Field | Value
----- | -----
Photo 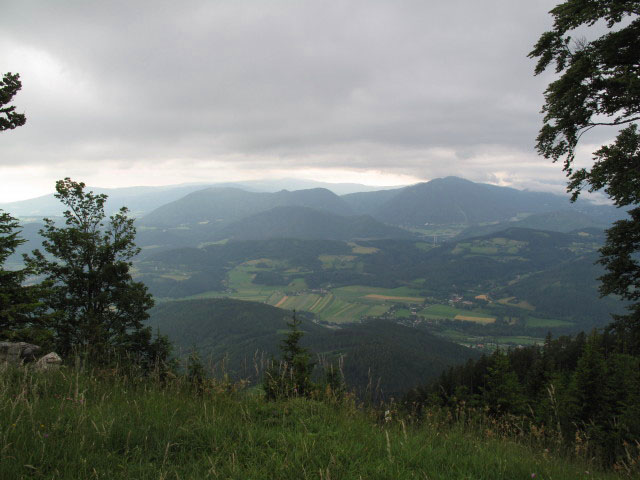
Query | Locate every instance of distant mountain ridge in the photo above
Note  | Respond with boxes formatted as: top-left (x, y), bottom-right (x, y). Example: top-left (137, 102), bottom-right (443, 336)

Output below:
top-left (0, 179), bottom-right (396, 218)
top-left (0, 184), bottom-right (214, 218)
top-left (455, 210), bottom-right (608, 239)
top-left (344, 176), bottom-right (623, 227)
top-left (140, 187), bottom-right (354, 228)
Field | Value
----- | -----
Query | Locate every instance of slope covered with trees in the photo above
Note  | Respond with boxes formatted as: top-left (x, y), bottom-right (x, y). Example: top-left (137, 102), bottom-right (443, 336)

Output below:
top-left (147, 298), bottom-right (477, 398)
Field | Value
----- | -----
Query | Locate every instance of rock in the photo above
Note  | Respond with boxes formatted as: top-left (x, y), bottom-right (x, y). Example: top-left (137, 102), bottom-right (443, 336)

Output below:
top-left (0, 342), bottom-right (42, 364)
top-left (35, 352), bottom-right (62, 370)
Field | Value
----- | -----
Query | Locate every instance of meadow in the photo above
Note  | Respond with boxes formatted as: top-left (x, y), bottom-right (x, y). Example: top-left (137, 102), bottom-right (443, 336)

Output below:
top-left (0, 364), bottom-right (626, 480)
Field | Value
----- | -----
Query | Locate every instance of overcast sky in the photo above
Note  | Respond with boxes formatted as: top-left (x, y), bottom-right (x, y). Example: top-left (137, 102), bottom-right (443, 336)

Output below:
top-left (0, 0), bottom-right (601, 202)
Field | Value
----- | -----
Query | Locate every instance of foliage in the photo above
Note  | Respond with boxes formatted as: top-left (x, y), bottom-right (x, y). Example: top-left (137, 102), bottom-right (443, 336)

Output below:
top-left (0, 72), bottom-right (26, 131)
top-left (147, 298), bottom-right (475, 398)
top-left (481, 350), bottom-right (526, 416)
top-left (530, 1), bottom-right (640, 351)
top-left (25, 178), bottom-right (169, 367)
top-left (0, 211), bottom-right (50, 345)
top-left (263, 311), bottom-right (315, 400)
top-left (408, 330), bottom-right (640, 469)
top-left (186, 346), bottom-right (206, 389)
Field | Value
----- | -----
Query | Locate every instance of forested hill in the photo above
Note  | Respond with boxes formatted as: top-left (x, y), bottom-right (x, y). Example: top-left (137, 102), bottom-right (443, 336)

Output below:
top-left (218, 206), bottom-right (416, 241)
top-left (455, 210), bottom-right (607, 239)
top-left (342, 176), bottom-right (622, 227)
top-left (147, 298), bottom-right (477, 398)
top-left (140, 187), bottom-right (353, 228)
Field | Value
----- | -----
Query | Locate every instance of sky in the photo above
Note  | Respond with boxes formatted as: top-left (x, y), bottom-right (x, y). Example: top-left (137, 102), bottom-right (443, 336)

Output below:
top-left (0, 0), bottom-right (607, 202)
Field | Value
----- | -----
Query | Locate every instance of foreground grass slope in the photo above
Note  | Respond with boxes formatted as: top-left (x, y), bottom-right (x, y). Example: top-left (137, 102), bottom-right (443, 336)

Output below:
top-left (0, 366), bottom-right (623, 479)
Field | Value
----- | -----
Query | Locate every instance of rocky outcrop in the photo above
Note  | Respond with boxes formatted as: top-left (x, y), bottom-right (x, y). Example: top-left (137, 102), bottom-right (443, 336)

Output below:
top-left (0, 342), bottom-right (41, 364)
top-left (35, 352), bottom-right (62, 370)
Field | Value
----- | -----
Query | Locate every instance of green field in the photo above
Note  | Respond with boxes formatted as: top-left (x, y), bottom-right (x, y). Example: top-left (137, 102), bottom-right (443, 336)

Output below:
top-left (493, 335), bottom-right (544, 346)
top-left (332, 285), bottom-right (424, 302)
top-left (266, 291), bottom-right (390, 323)
top-left (452, 238), bottom-right (527, 256)
top-left (422, 304), bottom-right (494, 321)
top-left (525, 317), bottom-right (574, 328)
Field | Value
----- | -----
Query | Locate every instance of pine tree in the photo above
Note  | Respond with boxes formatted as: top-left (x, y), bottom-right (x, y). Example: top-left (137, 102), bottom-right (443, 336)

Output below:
top-left (0, 72), bottom-right (26, 131)
top-left (481, 349), bottom-right (526, 415)
top-left (263, 311), bottom-right (314, 400)
top-left (0, 211), bottom-right (50, 345)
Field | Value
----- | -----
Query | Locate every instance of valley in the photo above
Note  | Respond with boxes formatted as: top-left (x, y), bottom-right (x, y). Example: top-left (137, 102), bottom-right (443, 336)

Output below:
top-left (138, 228), bottom-right (622, 354)
top-left (5, 177), bottom-right (629, 394)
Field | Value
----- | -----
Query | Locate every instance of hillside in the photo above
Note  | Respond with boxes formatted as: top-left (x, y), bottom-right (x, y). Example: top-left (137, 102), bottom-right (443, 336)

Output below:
top-left (375, 177), bottom-right (572, 225)
top-left (219, 206), bottom-right (415, 241)
top-left (140, 187), bottom-right (353, 228)
top-left (341, 187), bottom-right (403, 215)
top-left (455, 210), bottom-right (607, 239)
top-left (1, 367), bottom-right (619, 480)
top-left (0, 184), bottom-right (215, 218)
top-left (147, 298), bottom-right (477, 397)
top-left (341, 176), bottom-right (623, 228)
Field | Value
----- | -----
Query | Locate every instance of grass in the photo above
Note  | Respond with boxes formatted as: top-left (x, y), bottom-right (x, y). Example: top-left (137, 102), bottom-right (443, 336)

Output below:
top-left (332, 285), bottom-right (423, 301)
top-left (497, 297), bottom-right (536, 311)
top-left (266, 292), bottom-right (390, 324)
top-left (525, 317), bottom-right (574, 328)
top-left (493, 335), bottom-right (544, 346)
top-left (454, 314), bottom-right (496, 324)
top-left (347, 242), bottom-right (379, 254)
top-left (423, 304), bottom-right (494, 320)
top-left (0, 365), bottom-right (624, 480)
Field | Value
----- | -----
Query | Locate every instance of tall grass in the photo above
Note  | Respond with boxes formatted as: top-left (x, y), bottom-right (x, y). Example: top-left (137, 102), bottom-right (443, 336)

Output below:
top-left (0, 364), bottom-right (626, 479)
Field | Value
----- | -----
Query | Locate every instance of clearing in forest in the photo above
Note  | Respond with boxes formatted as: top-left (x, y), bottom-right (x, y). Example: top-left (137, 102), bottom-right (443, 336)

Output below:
top-left (365, 294), bottom-right (424, 303)
top-left (454, 314), bottom-right (496, 324)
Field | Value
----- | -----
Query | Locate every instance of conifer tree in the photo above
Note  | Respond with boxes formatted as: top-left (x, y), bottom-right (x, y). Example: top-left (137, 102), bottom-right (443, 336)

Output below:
top-left (0, 72), bottom-right (26, 131)
top-left (481, 350), bottom-right (525, 415)
top-left (0, 211), bottom-right (50, 344)
top-left (263, 311), bottom-right (314, 399)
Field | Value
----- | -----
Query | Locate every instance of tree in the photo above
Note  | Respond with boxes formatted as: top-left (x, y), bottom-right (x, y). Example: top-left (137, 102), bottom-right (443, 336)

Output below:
top-left (481, 349), bottom-right (526, 415)
top-left (530, 1), bottom-right (640, 352)
top-left (0, 211), bottom-right (50, 344)
top-left (0, 72), bottom-right (26, 131)
top-left (263, 311), bottom-right (314, 399)
top-left (25, 178), bottom-right (166, 366)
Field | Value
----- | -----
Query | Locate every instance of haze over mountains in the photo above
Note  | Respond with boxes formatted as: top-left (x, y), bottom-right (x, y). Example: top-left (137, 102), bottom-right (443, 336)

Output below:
top-left (0, 179), bottom-right (395, 218)
top-left (5, 175), bottom-right (625, 264)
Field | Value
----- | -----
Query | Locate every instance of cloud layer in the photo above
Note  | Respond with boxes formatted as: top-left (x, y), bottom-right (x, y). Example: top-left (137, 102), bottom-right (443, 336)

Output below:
top-left (0, 0), bottom-right (580, 201)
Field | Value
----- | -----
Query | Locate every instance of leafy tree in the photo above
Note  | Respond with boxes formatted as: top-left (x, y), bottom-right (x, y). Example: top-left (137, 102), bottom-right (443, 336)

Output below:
top-left (0, 211), bottom-right (50, 344)
top-left (25, 178), bottom-right (167, 366)
top-left (530, 1), bottom-right (640, 351)
top-left (0, 72), bottom-right (26, 131)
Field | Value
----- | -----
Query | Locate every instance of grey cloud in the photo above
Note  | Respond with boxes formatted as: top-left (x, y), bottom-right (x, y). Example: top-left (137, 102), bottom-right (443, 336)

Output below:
top-left (0, 0), bottom-right (570, 195)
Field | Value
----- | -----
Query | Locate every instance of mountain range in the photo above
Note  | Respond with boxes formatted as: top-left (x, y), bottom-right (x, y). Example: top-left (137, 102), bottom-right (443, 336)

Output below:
top-left (0, 179), bottom-right (396, 219)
